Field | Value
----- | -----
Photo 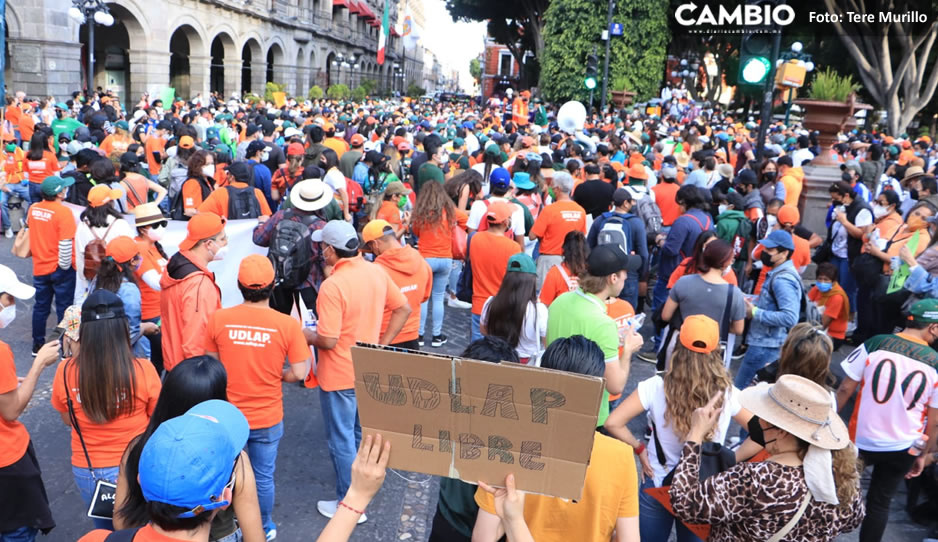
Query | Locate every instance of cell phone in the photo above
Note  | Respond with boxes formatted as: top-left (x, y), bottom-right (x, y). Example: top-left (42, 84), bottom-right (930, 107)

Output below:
top-left (46, 326), bottom-right (65, 344)
top-left (152, 151), bottom-right (162, 163)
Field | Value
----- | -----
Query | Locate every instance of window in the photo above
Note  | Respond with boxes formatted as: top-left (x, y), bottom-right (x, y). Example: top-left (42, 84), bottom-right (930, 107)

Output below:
top-left (499, 52), bottom-right (512, 77)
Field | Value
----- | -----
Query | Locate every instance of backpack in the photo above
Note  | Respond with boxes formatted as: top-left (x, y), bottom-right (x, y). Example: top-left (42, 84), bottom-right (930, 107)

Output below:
top-left (456, 232), bottom-right (477, 303)
top-left (269, 210), bottom-right (321, 290)
top-left (169, 177), bottom-right (212, 221)
top-left (83, 221), bottom-right (116, 280)
top-left (597, 215), bottom-right (630, 255)
top-left (475, 199), bottom-right (516, 239)
top-left (629, 189), bottom-right (663, 237)
top-left (104, 527), bottom-right (142, 542)
top-left (346, 178), bottom-right (365, 213)
top-left (226, 185), bottom-right (262, 219)
top-left (167, 163), bottom-right (189, 196)
top-left (767, 267), bottom-right (822, 325)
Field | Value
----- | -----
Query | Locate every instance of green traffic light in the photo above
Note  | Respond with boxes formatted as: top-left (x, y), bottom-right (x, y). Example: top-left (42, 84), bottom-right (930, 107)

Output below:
top-left (741, 56), bottom-right (770, 85)
top-left (585, 77), bottom-right (597, 90)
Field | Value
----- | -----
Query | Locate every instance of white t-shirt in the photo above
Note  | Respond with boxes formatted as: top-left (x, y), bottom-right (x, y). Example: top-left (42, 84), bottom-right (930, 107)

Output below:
top-left (831, 207), bottom-right (872, 258)
top-left (637, 376), bottom-right (742, 486)
top-left (841, 334), bottom-right (938, 452)
top-left (480, 297), bottom-right (548, 363)
top-left (791, 148), bottom-right (815, 167)
top-left (466, 197), bottom-right (526, 238)
top-left (324, 167), bottom-right (347, 193)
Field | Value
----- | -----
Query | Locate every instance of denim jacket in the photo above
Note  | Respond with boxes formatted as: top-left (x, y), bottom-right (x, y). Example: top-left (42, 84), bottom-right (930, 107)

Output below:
top-left (118, 280), bottom-right (150, 359)
top-left (749, 260), bottom-right (801, 348)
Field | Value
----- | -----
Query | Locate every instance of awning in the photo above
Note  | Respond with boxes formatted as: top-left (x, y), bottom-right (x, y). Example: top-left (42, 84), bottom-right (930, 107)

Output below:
top-left (347, 0), bottom-right (362, 15)
top-left (360, 3), bottom-right (376, 19)
top-left (332, 0), bottom-right (349, 7)
top-left (390, 27), bottom-right (400, 37)
top-left (368, 19), bottom-right (380, 27)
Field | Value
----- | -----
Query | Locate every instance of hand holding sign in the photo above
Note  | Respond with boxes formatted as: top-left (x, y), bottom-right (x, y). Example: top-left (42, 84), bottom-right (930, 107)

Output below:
top-left (479, 474), bottom-right (534, 542)
top-left (347, 434), bottom-right (391, 506)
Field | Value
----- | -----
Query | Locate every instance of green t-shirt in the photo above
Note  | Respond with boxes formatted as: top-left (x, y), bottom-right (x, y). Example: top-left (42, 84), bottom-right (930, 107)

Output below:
top-left (416, 162), bottom-right (445, 191)
top-left (546, 289), bottom-right (619, 427)
top-left (435, 478), bottom-right (478, 538)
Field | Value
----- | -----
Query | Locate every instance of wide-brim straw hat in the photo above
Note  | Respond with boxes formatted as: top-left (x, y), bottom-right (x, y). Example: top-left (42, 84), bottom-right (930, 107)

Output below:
top-left (739, 374), bottom-right (849, 450)
top-left (290, 178), bottom-right (335, 212)
top-left (902, 165), bottom-right (926, 184)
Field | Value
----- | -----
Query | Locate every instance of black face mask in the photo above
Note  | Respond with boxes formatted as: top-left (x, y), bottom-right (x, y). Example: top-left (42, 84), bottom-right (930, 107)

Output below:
top-left (911, 188), bottom-right (920, 201)
top-left (763, 171), bottom-right (777, 181)
top-left (748, 416), bottom-right (777, 447)
top-left (841, 172), bottom-right (853, 182)
top-left (759, 251), bottom-right (775, 267)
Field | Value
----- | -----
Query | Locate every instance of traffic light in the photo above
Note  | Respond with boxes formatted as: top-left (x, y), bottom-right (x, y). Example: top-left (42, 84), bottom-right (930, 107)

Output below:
top-left (585, 54), bottom-right (599, 90)
top-left (738, 33), bottom-right (772, 86)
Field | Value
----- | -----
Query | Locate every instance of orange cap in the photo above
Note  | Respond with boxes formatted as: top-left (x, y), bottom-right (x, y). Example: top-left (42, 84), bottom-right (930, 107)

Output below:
top-left (350, 134), bottom-right (365, 147)
top-left (679, 314), bottom-right (720, 354)
top-left (87, 185), bottom-right (123, 208)
top-left (286, 142), bottom-right (305, 156)
top-left (362, 219), bottom-right (395, 244)
top-left (486, 201), bottom-right (513, 224)
top-left (777, 204), bottom-right (800, 226)
top-left (628, 162), bottom-right (648, 180)
top-left (179, 135), bottom-right (195, 149)
top-left (105, 236), bottom-right (140, 264)
top-left (179, 212), bottom-right (226, 251)
top-left (238, 254), bottom-right (274, 289)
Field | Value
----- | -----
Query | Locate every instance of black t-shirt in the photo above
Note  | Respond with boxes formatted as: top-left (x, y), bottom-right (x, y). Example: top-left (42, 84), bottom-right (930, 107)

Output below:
top-left (262, 140), bottom-right (285, 175)
top-left (573, 179), bottom-right (616, 219)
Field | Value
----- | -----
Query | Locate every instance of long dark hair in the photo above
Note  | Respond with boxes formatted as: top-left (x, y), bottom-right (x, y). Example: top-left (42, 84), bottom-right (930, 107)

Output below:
top-left (485, 271), bottom-right (538, 348)
top-left (26, 132), bottom-right (49, 161)
top-left (413, 180), bottom-right (456, 231)
top-left (96, 255), bottom-right (139, 292)
top-left (444, 169), bottom-right (483, 208)
top-left (320, 148), bottom-right (339, 171)
top-left (685, 230), bottom-right (719, 274)
top-left (74, 313), bottom-right (137, 423)
top-left (115, 356), bottom-right (228, 528)
top-left (562, 231), bottom-right (589, 277)
top-left (80, 205), bottom-right (123, 228)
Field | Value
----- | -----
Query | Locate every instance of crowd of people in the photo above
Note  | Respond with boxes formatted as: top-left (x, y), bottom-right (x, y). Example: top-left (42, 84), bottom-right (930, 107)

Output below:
top-left (2, 84), bottom-right (938, 542)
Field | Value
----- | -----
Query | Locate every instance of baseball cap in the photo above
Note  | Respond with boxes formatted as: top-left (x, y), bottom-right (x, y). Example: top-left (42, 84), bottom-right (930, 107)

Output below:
top-left (485, 201), bottom-right (513, 224)
top-left (0, 264), bottom-right (35, 299)
top-left (384, 181), bottom-right (411, 196)
top-left (660, 166), bottom-right (677, 180)
top-left (246, 140), bottom-right (267, 157)
top-left (841, 160), bottom-right (862, 176)
top-left (627, 163), bottom-right (648, 180)
top-left (909, 299), bottom-right (938, 323)
top-left (512, 172), bottom-right (535, 190)
top-left (40, 175), bottom-right (75, 196)
top-left (312, 220), bottom-right (360, 251)
top-left (179, 212), bottom-right (227, 251)
top-left (286, 142), bottom-right (305, 156)
top-left (350, 134), bottom-right (365, 147)
top-left (506, 253), bottom-right (536, 274)
top-left (81, 289), bottom-right (125, 323)
top-left (87, 184), bottom-right (123, 208)
top-left (105, 236), bottom-right (140, 264)
top-left (66, 140), bottom-right (84, 157)
top-left (777, 204), bottom-right (800, 226)
top-left (735, 169), bottom-right (758, 186)
top-left (396, 141), bottom-right (412, 152)
top-left (362, 219), bottom-right (395, 244)
top-left (283, 127), bottom-right (302, 139)
top-left (238, 254), bottom-right (275, 289)
top-left (759, 229), bottom-right (795, 251)
top-left (679, 314), bottom-right (720, 354)
top-left (139, 400), bottom-right (249, 518)
top-left (587, 244), bottom-right (641, 276)
top-left (365, 150), bottom-right (384, 164)
top-left (178, 136), bottom-right (195, 149)
top-left (489, 167), bottom-right (511, 190)
top-left (613, 188), bottom-right (632, 206)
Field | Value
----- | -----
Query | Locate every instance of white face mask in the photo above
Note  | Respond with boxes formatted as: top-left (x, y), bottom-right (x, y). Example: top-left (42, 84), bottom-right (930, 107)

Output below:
top-left (212, 244), bottom-right (229, 261)
top-left (766, 214), bottom-right (778, 229)
top-left (0, 303), bottom-right (15, 328)
top-left (147, 225), bottom-right (165, 241)
top-left (872, 204), bottom-right (888, 219)
top-left (261, 152), bottom-right (270, 162)
top-left (201, 165), bottom-right (216, 179)
top-left (718, 204), bottom-right (728, 215)
top-left (723, 265), bottom-right (732, 276)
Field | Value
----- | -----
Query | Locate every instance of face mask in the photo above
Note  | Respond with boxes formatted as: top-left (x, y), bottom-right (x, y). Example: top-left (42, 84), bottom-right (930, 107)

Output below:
top-left (759, 251), bottom-right (776, 267)
top-left (748, 416), bottom-right (776, 448)
top-left (911, 188), bottom-right (920, 200)
top-left (766, 214), bottom-right (778, 229)
top-left (4, 144), bottom-right (14, 152)
top-left (201, 165), bottom-right (216, 178)
top-left (212, 243), bottom-right (229, 261)
top-left (147, 225), bottom-right (165, 241)
top-left (841, 172), bottom-right (853, 182)
top-left (763, 171), bottom-right (777, 181)
top-left (816, 281), bottom-right (833, 293)
top-left (0, 303), bottom-right (15, 328)
top-left (872, 204), bottom-right (888, 219)
top-left (261, 152), bottom-right (270, 162)
top-left (718, 204), bottom-right (728, 215)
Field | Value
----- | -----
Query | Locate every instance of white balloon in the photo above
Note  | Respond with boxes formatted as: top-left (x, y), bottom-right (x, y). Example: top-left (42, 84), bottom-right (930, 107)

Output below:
top-left (557, 101), bottom-right (587, 135)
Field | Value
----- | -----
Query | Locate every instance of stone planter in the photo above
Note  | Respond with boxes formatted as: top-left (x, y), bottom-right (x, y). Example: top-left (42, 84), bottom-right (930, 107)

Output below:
top-left (794, 98), bottom-right (873, 166)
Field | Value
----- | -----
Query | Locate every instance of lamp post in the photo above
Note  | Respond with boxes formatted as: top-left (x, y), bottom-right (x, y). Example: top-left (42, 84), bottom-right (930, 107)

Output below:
top-left (777, 41), bottom-right (814, 125)
top-left (332, 54), bottom-right (345, 88)
top-left (68, 0), bottom-right (115, 93)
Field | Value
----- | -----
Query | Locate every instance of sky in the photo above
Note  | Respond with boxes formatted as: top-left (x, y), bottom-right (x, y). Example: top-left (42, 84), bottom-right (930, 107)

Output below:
top-left (414, 0), bottom-right (486, 93)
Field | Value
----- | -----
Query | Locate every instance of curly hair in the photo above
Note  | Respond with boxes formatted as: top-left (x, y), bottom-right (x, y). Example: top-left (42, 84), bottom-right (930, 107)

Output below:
top-left (187, 150), bottom-right (212, 180)
top-left (663, 342), bottom-right (733, 440)
top-left (413, 181), bottom-right (455, 232)
top-left (562, 230), bottom-right (589, 277)
top-left (778, 323), bottom-right (835, 389)
top-left (831, 443), bottom-right (862, 510)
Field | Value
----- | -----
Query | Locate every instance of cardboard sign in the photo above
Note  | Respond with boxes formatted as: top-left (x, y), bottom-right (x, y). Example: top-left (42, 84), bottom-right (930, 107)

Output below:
top-left (273, 92), bottom-right (287, 108)
top-left (352, 344), bottom-right (605, 501)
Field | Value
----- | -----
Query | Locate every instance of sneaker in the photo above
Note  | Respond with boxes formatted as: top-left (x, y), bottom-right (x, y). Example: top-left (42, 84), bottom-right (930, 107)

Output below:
top-left (636, 344), bottom-right (657, 363)
top-left (846, 320), bottom-right (857, 336)
top-left (317, 500), bottom-right (367, 524)
top-left (432, 334), bottom-right (448, 347)
top-left (31, 344), bottom-right (41, 357)
top-left (265, 528), bottom-right (277, 541)
top-left (732, 344), bottom-right (747, 360)
top-left (4, 228), bottom-right (11, 239)
top-left (446, 296), bottom-right (471, 310)
top-left (418, 338), bottom-right (425, 347)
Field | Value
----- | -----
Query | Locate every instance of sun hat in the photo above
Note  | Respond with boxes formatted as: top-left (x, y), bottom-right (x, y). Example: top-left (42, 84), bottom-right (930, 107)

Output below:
top-left (312, 220), bottom-right (360, 251)
top-left (139, 400), bottom-right (249, 517)
top-left (587, 244), bottom-right (641, 276)
top-left (179, 212), bottom-right (226, 251)
top-left (506, 253), bottom-right (536, 274)
top-left (679, 314), bottom-right (719, 353)
top-left (0, 264), bottom-right (35, 300)
top-left (134, 202), bottom-right (166, 228)
top-left (512, 172), bottom-right (535, 191)
top-left (105, 236), bottom-right (140, 264)
top-left (81, 289), bottom-right (125, 323)
top-left (362, 219), bottom-right (395, 244)
top-left (902, 166), bottom-right (925, 184)
top-left (289, 178), bottom-right (335, 212)
top-left (908, 298), bottom-right (938, 323)
top-left (777, 204), bottom-right (800, 226)
top-left (40, 175), bottom-right (74, 196)
top-left (87, 184), bottom-right (123, 208)
top-left (238, 254), bottom-right (275, 289)
top-left (485, 201), bottom-right (513, 225)
top-left (383, 181), bottom-right (411, 196)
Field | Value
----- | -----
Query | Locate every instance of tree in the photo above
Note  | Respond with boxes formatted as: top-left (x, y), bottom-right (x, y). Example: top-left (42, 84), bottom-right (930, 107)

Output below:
top-left (470, 57), bottom-right (482, 85)
top-left (823, 0), bottom-right (938, 135)
top-left (446, 0), bottom-right (549, 87)
top-left (540, 0), bottom-right (669, 104)
top-left (327, 84), bottom-right (350, 100)
top-left (351, 86), bottom-right (367, 102)
top-left (264, 81), bottom-right (285, 102)
top-left (308, 85), bottom-right (324, 100)
top-left (407, 83), bottom-right (426, 99)
top-left (359, 79), bottom-right (378, 96)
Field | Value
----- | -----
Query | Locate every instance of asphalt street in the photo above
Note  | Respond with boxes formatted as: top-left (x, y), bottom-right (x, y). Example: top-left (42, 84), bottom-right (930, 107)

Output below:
top-left (2, 244), bottom-right (929, 542)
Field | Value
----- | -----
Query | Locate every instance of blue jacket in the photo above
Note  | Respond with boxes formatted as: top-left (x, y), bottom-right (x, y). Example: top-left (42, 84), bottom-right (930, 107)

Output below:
top-left (750, 260), bottom-right (801, 347)
top-left (587, 211), bottom-right (648, 279)
top-left (247, 160), bottom-right (274, 210)
top-left (352, 161), bottom-right (370, 191)
top-left (660, 208), bottom-right (713, 281)
top-left (904, 265), bottom-right (938, 299)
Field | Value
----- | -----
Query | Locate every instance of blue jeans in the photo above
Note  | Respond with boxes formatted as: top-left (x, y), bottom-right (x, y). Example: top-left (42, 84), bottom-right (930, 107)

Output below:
top-left (832, 255), bottom-right (858, 313)
top-left (734, 344), bottom-right (780, 390)
top-left (72, 465), bottom-right (120, 531)
top-left (0, 526), bottom-right (37, 542)
top-left (247, 421), bottom-right (284, 534)
top-left (319, 389), bottom-right (362, 500)
top-left (1, 183), bottom-right (30, 231)
top-left (27, 183), bottom-right (41, 205)
top-left (639, 479), bottom-right (704, 542)
top-left (447, 260), bottom-right (463, 294)
top-left (471, 313), bottom-right (482, 343)
top-left (651, 275), bottom-right (670, 350)
top-left (419, 257), bottom-right (451, 337)
top-left (32, 267), bottom-right (76, 347)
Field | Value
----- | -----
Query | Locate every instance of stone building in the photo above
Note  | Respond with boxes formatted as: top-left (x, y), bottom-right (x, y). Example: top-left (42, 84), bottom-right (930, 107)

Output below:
top-left (4, 0), bottom-right (404, 109)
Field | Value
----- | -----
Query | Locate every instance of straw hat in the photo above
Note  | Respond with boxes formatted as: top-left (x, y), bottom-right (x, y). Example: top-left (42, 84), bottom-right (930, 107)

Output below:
top-left (739, 374), bottom-right (848, 450)
top-left (290, 178), bottom-right (335, 212)
top-left (902, 165), bottom-right (926, 184)
top-left (674, 151), bottom-right (690, 169)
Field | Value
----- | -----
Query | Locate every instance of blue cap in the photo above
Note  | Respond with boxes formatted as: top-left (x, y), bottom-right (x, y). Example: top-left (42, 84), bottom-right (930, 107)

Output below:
top-left (139, 400), bottom-right (249, 517)
top-left (490, 167), bottom-right (511, 190)
top-left (759, 230), bottom-right (795, 251)
top-left (513, 172), bottom-right (535, 190)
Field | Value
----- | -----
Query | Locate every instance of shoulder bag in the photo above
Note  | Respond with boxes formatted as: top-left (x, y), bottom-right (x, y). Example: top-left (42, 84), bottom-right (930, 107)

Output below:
top-left (766, 492), bottom-right (812, 542)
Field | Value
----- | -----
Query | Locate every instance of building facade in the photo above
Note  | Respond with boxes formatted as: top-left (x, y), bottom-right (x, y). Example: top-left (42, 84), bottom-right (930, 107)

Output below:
top-left (4, 0), bottom-right (403, 108)
top-left (480, 36), bottom-right (523, 100)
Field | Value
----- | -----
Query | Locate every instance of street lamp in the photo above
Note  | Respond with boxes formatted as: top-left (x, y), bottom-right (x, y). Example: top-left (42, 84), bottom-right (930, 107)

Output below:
top-left (68, 0), bottom-right (115, 93)
top-left (778, 42), bottom-right (815, 125)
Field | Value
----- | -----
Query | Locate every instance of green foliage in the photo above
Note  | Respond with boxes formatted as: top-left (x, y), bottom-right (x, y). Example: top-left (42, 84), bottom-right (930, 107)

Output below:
top-left (540, 0), bottom-right (669, 105)
top-left (806, 68), bottom-right (860, 102)
top-left (327, 84), bottom-right (350, 100)
top-left (359, 79), bottom-right (378, 95)
top-left (264, 82), bottom-right (285, 102)
top-left (243, 93), bottom-right (261, 105)
top-left (407, 83), bottom-right (426, 99)
top-left (351, 86), bottom-right (367, 102)
top-left (470, 58), bottom-right (482, 83)
top-left (308, 85), bottom-right (324, 100)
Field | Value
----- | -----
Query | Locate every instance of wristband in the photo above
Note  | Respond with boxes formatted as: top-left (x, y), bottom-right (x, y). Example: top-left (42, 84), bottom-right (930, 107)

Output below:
top-left (338, 500), bottom-right (365, 515)
top-left (634, 443), bottom-right (646, 456)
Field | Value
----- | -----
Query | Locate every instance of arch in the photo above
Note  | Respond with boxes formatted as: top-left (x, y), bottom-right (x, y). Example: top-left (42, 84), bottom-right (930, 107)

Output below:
top-left (5, 2), bottom-right (21, 38)
top-left (241, 37), bottom-right (263, 94)
top-left (168, 24), bottom-right (204, 99)
top-left (295, 46), bottom-right (306, 96)
top-left (79, 2), bottom-right (148, 104)
top-left (167, 16), bottom-right (207, 56)
top-left (266, 42), bottom-right (284, 84)
top-left (104, 1), bottom-right (151, 49)
top-left (209, 32), bottom-right (236, 95)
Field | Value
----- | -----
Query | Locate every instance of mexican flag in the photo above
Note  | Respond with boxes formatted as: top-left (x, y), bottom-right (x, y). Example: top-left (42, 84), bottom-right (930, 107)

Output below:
top-left (377, 0), bottom-right (389, 65)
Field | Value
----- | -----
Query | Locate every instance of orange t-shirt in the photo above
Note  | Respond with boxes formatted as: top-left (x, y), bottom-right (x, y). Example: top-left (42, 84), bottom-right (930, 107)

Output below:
top-left (652, 182), bottom-right (681, 226)
top-left (18, 114), bottom-right (34, 144)
top-left (529, 200), bottom-right (586, 255)
top-left (0, 341), bottom-right (29, 468)
top-left (606, 298), bottom-right (635, 401)
top-left (539, 263), bottom-right (579, 306)
top-left (27, 199), bottom-right (76, 275)
top-left (414, 209), bottom-right (468, 259)
top-left (204, 304), bottom-right (309, 428)
top-left (181, 178), bottom-right (209, 212)
top-left (752, 235), bottom-right (810, 295)
top-left (376, 200), bottom-right (403, 229)
top-left (667, 257), bottom-right (738, 289)
top-left (2, 147), bottom-right (25, 183)
top-left (312, 257), bottom-right (407, 391)
top-left (99, 134), bottom-right (132, 157)
top-left (374, 245), bottom-right (433, 342)
top-left (134, 238), bottom-right (166, 320)
top-left (51, 358), bottom-right (161, 468)
top-left (24, 151), bottom-right (60, 184)
top-left (469, 231), bottom-right (521, 314)
top-left (198, 182), bottom-right (272, 218)
top-left (144, 135), bottom-right (166, 176)
top-left (324, 137), bottom-right (349, 158)
top-left (80, 524), bottom-right (185, 542)
top-left (808, 284), bottom-right (849, 339)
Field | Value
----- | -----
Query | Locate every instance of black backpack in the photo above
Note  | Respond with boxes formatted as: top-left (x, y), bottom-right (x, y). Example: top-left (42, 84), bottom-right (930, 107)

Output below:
top-left (455, 232), bottom-right (477, 303)
top-left (226, 185), bottom-right (262, 219)
top-left (269, 210), bottom-right (321, 290)
top-left (169, 177), bottom-right (212, 221)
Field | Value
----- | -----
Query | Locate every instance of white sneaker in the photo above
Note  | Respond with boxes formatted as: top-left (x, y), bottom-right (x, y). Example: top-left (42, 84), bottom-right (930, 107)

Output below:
top-left (4, 229), bottom-right (11, 239)
top-left (317, 500), bottom-right (367, 524)
top-left (265, 528), bottom-right (277, 541)
top-left (446, 296), bottom-right (471, 310)
top-left (846, 320), bottom-right (857, 336)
